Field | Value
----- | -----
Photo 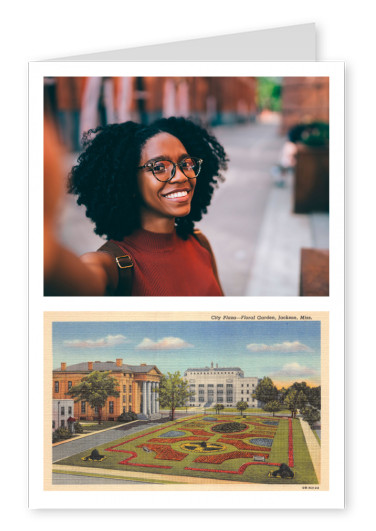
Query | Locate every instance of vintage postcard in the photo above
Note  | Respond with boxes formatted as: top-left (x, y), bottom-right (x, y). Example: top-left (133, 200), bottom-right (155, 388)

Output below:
top-left (38, 311), bottom-right (333, 508)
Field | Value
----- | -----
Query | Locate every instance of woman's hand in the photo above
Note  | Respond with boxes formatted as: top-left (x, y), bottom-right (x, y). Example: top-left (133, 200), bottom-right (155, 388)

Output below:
top-left (44, 118), bottom-right (118, 296)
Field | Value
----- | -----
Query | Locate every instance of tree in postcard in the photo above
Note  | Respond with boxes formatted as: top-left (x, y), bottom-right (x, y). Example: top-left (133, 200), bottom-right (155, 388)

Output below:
top-left (284, 389), bottom-right (308, 418)
top-left (236, 400), bottom-right (248, 417)
top-left (158, 371), bottom-right (192, 421)
top-left (214, 403), bottom-right (225, 415)
top-left (252, 376), bottom-right (279, 405)
top-left (67, 370), bottom-right (120, 424)
top-left (263, 400), bottom-right (282, 417)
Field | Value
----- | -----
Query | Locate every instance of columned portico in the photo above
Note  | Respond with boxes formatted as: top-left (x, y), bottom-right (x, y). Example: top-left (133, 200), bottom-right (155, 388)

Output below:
top-left (139, 379), bottom-right (161, 418)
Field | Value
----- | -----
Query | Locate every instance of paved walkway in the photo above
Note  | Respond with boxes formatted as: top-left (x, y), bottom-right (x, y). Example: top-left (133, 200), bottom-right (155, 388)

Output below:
top-left (53, 418), bottom-right (169, 462)
top-left (299, 418), bottom-right (321, 483)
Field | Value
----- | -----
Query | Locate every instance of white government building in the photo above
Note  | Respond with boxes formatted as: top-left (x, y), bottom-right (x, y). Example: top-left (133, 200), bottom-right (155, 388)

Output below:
top-left (184, 362), bottom-right (261, 408)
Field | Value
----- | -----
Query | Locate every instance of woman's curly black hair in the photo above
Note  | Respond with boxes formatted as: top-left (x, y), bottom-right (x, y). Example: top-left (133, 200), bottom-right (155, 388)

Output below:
top-left (68, 116), bottom-right (228, 240)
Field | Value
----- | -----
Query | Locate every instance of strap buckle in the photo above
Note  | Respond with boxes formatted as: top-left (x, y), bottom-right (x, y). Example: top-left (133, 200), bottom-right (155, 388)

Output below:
top-left (115, 255), bottom-right (133, 269)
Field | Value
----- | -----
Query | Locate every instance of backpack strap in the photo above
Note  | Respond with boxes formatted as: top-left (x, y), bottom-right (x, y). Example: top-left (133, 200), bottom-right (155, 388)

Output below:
top-left (97, 241), bottom-right (134, 296)
top-left (193, 229), bottom-right (224, 295)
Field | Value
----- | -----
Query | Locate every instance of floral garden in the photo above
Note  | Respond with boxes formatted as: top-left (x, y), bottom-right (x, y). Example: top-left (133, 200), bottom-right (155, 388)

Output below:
top-left (55, 414), bottom-right (318, 484)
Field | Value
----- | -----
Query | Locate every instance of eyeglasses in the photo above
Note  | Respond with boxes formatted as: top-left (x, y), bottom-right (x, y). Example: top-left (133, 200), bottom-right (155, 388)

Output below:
top-left (138, 156), bottom-right (203, 182)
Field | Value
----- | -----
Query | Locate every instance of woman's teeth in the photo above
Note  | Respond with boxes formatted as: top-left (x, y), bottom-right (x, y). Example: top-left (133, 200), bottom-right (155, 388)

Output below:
top-left (164, 191), bottom-right (188, 199)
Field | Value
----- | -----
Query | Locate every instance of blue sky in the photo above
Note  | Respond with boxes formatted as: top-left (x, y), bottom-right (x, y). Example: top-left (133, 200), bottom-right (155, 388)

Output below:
top-left (52, 320), bottom-right (321, 388)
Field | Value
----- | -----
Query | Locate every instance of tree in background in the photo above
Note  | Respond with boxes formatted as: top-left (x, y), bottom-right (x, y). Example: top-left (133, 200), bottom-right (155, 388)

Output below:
top-left (67, 370), bottom-right (120, 424)
top-left (263, 400), bottom-right (282, 417)
top-left (253, 377), bottom-right (279, 406)
top-left (301, 405), bottom-right (321, 428)
top-left (214, 403), bottom-right (225, 415)
top-left (159, 372), bottom-right (193, 421)
top-left (236, 400), bottom-right (248, 417)
top-left (257, 77), bottom-right (282, 112)
top-left (284, 389), bottom-right (308, 418)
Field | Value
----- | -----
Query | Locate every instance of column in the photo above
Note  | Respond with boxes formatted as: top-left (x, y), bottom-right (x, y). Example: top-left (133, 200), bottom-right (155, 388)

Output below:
top-left (147, 381), bottom-right (151, 415)
top-left (155, 383), bottom-right (159, 413)
top-left (142, 382), bottom-right (147, 415)
top-left (151, 382), bottom-right (155, 414)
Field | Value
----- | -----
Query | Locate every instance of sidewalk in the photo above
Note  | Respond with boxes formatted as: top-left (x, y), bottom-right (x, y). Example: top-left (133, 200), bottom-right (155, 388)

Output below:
top-left (245, 174), bottom-right (329, 296)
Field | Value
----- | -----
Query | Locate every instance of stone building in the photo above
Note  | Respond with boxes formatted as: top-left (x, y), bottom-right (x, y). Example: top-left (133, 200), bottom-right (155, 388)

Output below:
top-left (52, 359), bottom-right (162, 421)
top-left (184, 362), bottom-right (261, 408)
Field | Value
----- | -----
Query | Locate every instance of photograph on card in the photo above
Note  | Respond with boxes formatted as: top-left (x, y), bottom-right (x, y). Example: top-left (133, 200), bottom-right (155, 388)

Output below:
top-left (45, 311), bottom-right (328, 491)
top-left (43, 76), bottom-right (329, 297)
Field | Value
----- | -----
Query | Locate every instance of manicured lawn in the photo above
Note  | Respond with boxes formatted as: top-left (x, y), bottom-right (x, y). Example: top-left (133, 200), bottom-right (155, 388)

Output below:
top-left (55, 414), bottom-right (318, 485)
top-left (79, 421), bottom-right (128, 433)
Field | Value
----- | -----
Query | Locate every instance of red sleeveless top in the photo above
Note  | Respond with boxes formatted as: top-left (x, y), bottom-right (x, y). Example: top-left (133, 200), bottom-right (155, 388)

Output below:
top-left (113, 228), bottom-right (223, 296)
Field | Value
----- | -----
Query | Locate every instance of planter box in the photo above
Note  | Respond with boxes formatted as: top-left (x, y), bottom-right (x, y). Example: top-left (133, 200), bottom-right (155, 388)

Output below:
top-left (294, 143), bottom-right (329, 213)
top-left (300, 248), bottom-right (329, 296)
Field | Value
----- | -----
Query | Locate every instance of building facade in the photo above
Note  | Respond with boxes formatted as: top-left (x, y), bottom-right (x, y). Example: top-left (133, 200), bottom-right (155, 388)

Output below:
top-left (52, 358), bottom-right (162, 421)
top-left (52, 398), bottom-right (75, 430)
top-left (184, 362), bottom-right (261, 408)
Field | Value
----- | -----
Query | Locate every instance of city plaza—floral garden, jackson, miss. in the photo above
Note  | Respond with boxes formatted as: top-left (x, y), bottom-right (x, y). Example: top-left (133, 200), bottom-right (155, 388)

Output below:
top-left (54, 414), bottom-right (318, 484)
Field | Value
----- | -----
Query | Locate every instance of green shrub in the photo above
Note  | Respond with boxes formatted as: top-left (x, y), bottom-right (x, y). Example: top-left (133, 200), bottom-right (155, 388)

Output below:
top-left (74, 421), bottom-right (84, 433)
top-left (52, 426), bottom-right (72, 442)
top-left (117, 411), bottom-right (138, 422)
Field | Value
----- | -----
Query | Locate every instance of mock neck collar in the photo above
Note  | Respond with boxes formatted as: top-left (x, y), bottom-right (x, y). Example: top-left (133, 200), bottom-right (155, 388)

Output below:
top-left (121, 227), bottom-right (179, 252)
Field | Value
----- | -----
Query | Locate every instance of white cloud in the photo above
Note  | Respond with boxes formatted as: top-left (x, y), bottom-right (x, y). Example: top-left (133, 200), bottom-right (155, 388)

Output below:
top-left (271, 362), bottom-right (318, 378)
top-left (246, 341), bottom-right (313, 353)
top-left (63, 334), bottom-right (127, 348)
top-left (136, 337), bottom-right (193, 350)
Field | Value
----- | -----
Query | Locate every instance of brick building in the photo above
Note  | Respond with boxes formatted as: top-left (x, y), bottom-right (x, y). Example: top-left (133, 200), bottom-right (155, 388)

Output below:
top-left (52, 359), bottom-right (162, 420)
top-left (280, 77), bottom-right (329, 135)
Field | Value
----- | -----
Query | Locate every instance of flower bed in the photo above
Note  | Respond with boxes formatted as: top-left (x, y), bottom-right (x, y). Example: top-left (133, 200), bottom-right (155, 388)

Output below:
top-left (218, 438), bottom-right (271, 453)
top-left (193, 451), bottom-right (269, 464)
top-left (136, 443), bottom-right (187, 461)
top-left (149, 435), bottom-right (210, 443)
top-left (249, 438), bottom-right (273, 448)
top-left (211, 422), bottom-right (248, 434)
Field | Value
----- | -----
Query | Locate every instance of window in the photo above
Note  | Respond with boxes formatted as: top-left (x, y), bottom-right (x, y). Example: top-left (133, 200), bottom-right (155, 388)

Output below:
top-left (129, 385), bottom-right (132, 392)
top-left (208, 384), bottom-right (214, 387)
top-left (60, 420), bottom-right (65, 427)
top-left (52, 420), bottom-right (55, 429)
top-left (109, 401), bottom-right (114, 414)
top-left (68, 381), bottom-right (72, 390)
top-left (81, 401), bottom-right (86, 413)
top-left (54, 381), bottom-right (59, 393)
top-left (247, 384), bottom-right (249, 387)
top-left (226, 384), bottom-right (233, 388)
top-left (61, 406), bottom-right (65, 415)
top-left (217, 397), bottom-right (223, 402)
top-left (123, 385), bottom-right (126, 393)
top-left (94, 406), bottom-right (99, 414)
top-left (199, 384), bottom-right (204, 387)
top-left (129, 395), bottom-right (132, 403)
top-left (123, 395), bottom-right (126, 403)
top-left (199, 390), bottom-right (204, 395)
top-left (68, 406), bottom-right (72, 415)
top-left (123, 406), bottom-right (126, 414)
top-left (199, 397), bottom-right (205, 402)
top-left (217, 384), bottom-right (223, 388)
top-left (247, 390), bottom-right (249, 394)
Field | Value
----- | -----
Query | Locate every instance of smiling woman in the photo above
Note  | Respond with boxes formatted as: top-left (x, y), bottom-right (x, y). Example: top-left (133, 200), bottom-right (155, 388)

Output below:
top-left (45, 117), bottom-right (228, 296)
